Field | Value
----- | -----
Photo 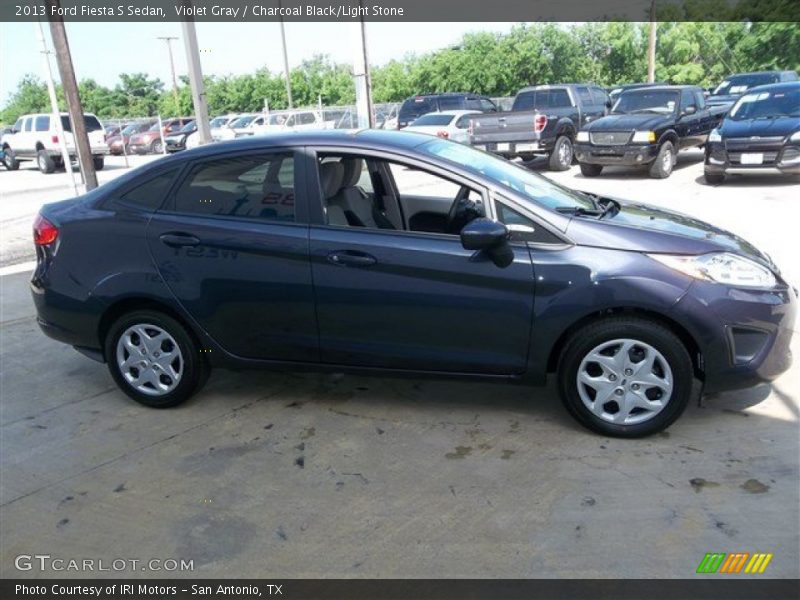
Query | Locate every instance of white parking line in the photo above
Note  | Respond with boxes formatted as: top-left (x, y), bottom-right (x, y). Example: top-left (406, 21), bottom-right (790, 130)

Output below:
top-left (0, 261), bottom-right (35, 277)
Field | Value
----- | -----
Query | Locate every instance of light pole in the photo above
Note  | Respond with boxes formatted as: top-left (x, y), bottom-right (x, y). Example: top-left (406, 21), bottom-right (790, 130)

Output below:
top-left (647, 0), bottom-right (657, 83)
top-left (157, 35), bottom-right (181, 115)
top-left (180, 18), bottom-right (211, 145)
top-left (278, 0), bottom-right (293, 109)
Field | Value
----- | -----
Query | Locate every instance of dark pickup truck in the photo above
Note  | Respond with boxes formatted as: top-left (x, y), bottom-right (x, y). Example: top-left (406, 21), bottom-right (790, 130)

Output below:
top-left (469, 84), bottom-right (610, 170)
top-left (574, 85), bottom-right (727, 178)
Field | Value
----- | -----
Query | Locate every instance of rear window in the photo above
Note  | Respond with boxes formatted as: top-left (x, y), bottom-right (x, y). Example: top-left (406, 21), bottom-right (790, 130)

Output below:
top-left (437, 96), bottom-right (466, 110)
top-left (60, 115), bottom-right (103, 133)
top-left (713, 73), bottom-right (780, 96)
top-left (512, 89), bottom-right (572, 111)
top-left (400, 97), bottom-right (438, 120)
top-left (410, 114), bottom-right (454, 126)
top-left (35, 116), bottom-right (50, 131)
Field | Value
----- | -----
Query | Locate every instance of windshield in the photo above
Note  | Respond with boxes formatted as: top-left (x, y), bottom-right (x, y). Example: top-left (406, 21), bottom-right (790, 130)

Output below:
top-left (729, 88), bottom-right (800, 120)
top-left (400, 97), bottom-right (438, 120)
top-left (231, 116), bottom-right (256, 128)
top-left (612, 90), bottom-right (678, 115)
top-left (421, 139), bottom-right (594, 211)
top-left (179, 121), bottom-right (197, 133)
top-left (209, 117), bottom-right (229, 128)
top-left (60, 115), bottom-right (103, 133)
top-left (410, 114), bottom-right (454, 127)
top-left (713, 73), bottom-right (778, 96)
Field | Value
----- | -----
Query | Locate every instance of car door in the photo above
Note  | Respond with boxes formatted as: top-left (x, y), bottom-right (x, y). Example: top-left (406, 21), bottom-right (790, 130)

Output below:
top-left (576, 87), bottom-right (602, 125)
top-left (307, 150), bottom-right (535, 375)
top-left (677, 89), bottom-right (702, 148)
top-left (146, 148), bottom-right (319, 362)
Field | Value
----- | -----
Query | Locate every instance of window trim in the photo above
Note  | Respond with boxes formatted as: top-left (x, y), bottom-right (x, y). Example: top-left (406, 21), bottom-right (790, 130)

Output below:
top-left (157, 147), bottom-right (306, 225)
top-left (308, 146), bottom-right (491, 238)
top-left (490, 192), bottom-right (573, 248)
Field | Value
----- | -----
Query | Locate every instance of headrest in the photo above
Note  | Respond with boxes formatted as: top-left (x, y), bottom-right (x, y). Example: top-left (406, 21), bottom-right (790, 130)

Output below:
top-left (319, 162), bottom-right (344, 198)
top-left (340, 158), bottom-right (364, 188)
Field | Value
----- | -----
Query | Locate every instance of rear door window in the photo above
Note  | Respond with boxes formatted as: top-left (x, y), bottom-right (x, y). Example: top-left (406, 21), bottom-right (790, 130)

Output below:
top-left (172, 153), bottom-right (295, 222)
top-left (114, 168), bottom-right (179, 212)
top-left (577, 87), bottom-right (592, 105)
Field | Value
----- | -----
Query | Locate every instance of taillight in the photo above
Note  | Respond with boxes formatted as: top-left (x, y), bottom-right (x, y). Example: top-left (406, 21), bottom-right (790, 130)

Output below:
top-left (436, 130), bottom-right (449, 139)
top-left (33, 214), bottom-right (59, 246)
top-left (51, 135), bottom-right (59, 144)
top-left (534, 114), bottom-right (548, 132)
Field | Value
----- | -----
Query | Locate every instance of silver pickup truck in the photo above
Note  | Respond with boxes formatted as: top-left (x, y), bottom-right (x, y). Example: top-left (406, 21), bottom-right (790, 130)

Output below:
top-left (469, 84), bottom-right (609, 170)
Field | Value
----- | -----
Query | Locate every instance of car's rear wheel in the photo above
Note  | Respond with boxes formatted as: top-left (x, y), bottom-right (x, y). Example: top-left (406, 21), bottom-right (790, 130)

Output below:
top-left (549, 135), bottom-right (573, 171)
top-left (649, 141), bottom-right (675, 178)
top-left (579, 163), bottom-right (603, 177)
top-left (2, 147), bottom-right (19, 170)
top-left (704, 170), bottom-right (724, 184)
top-left (37, 149), bottom-right (55, 174)
top-left (93, 156), bottom-right (104, 170)
top-left (557, 317), bottom-right (693, 437)
top-left (105, 310), bottom-right (209, 408)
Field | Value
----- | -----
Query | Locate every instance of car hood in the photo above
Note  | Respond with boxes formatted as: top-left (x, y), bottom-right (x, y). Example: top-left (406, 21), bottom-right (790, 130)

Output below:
top-left (707, 94), bottom-right (739, 106)
top-left (584, 113), bottom-right (674, 132)
top-left (720, 116), bottom-right (799, 139)
top-left (565, 197), bottom-right (772, 267)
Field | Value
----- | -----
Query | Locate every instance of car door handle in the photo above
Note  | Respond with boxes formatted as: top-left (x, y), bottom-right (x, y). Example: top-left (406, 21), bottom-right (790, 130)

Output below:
top-left (327, 251), bottom-right (377, 267)
top-left (160, 233), bottom-right (200, 247)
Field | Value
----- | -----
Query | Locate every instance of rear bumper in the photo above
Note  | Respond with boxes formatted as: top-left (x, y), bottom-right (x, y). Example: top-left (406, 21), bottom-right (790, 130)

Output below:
top-left (670, 280), bottom-right (797, 393)
top-left (472, 138), bottom-right (553, 158)
top-left (575, 142), bottom-right (659, 166)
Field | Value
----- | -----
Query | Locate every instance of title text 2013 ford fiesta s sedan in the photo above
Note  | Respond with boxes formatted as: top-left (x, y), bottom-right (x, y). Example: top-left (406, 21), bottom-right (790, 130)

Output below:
top-left (31, 130), bottom-right (795, 437)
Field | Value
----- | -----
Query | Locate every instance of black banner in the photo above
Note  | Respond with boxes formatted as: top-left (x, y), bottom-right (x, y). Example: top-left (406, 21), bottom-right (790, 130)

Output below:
top-left (2, 579), bottom-right (800, 600)
top-left (2, 0), bottom-right (799, 22)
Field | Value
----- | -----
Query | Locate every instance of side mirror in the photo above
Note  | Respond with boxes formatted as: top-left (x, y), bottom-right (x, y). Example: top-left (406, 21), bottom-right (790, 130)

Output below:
top-left (682, 105), bottom-right (697, 116)
top-left (460, 218), bottom-right (513, 268)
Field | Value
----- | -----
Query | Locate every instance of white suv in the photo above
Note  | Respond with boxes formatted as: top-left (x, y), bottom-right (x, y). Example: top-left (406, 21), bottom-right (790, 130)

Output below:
top-left (2, 112), bottom-right (109, 174)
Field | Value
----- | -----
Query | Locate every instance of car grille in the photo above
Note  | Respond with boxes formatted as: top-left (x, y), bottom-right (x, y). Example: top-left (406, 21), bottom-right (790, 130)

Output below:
top-left (727, 152), bottom-right (780, 165)
top-left (590, 131), bottom-right (632, 146)
top-left (725, 136), bottom-right (785, 152)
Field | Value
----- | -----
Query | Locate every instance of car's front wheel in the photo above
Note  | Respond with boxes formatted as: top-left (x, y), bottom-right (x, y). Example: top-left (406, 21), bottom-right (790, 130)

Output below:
top-left (704, 170), bottom-right (725, 184)
top-left (2, 147), bottom-right (19, 170)
top-left (151, 140), bottom-right (163, 154)
top-left (579, 163), bottom-right (603, 177)
top-left (649, 141), bottom-right (675, 178)
top-left (105, 310), bottom-right (209, 408)
top-left (93, 156), bottom-right (104, 170)
top-left (557, 317), bottom-right (693, 437)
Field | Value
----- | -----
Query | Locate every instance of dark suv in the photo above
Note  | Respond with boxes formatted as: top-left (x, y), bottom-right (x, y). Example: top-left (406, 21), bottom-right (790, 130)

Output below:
top-left (31, 131), bottom-right (795, 438)
top-left (397, 93), bottom-right (497, 129)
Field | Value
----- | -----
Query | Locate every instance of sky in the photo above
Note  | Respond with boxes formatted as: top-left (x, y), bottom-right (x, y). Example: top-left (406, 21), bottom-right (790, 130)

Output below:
top-left (0, 21), bottom-right (515, 106)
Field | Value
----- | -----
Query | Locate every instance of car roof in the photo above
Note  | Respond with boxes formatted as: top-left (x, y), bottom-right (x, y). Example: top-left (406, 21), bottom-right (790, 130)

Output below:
top-left (622, 85), bottom-right (699, 92)
top-left (743, 81), bottom-right (800, 93)
top-left (728, 70), bottom-right (795, 77)
top-left (413, 110), bottom-right (480, 117)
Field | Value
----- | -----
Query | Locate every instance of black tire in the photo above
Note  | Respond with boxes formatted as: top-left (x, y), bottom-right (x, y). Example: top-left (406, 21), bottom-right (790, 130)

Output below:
top-left (104, 309), bottom-right (210, 408)
top-left (548, 135), bottom-right (573, 171)
top-left (37, 149), bottom-right (55, 174)
top-left (2, 147), bottom-right (19, 170)
top-left (649, 141), bottom-right (675, 178)
top-left (557, 317), bottom-right (694, 438)
top-left (93, 156), bottom-right (105, 170)
top-left (704, 170), bottom-right (724, 184)
top-left (579, 163), bottom-right (603, 177)
top-left (151, 140), bottom-right (163, 154)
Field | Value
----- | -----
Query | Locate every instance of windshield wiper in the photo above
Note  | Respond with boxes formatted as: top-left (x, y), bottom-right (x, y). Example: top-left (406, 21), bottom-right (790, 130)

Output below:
top-left (555, 206), bottom-right (605, 217)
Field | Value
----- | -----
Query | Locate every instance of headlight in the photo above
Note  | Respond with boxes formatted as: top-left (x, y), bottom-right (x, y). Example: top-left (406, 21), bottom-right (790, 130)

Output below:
top-left (631, 130), bottom-right (656, 143)
top-left (648, 252), bottom-right (777, 288)
top-left (708, 128), bottom-right (722, 143)
top-left (576, 131), bottom-right (589, 142)
top-left (790, 130), bottom-right (800, 142)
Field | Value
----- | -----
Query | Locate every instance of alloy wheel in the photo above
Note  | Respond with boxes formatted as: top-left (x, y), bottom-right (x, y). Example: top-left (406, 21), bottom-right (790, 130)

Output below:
top-left (576, 338), bottom-right (673, 425)
top-left (116, 323), bottom-right (183, 396)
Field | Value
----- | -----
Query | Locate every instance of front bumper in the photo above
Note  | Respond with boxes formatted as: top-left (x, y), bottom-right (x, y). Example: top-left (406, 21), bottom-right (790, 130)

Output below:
top-left (705, 141), bottom-right (800, 175)
top-left (670, 280), bottom-right (797, 393)
top-left (575, 142), bottom-right (659, 166)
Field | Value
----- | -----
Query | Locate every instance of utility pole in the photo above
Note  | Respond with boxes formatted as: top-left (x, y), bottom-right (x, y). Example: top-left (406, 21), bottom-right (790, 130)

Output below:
top-left (180, 15), bottom-right (211, 145)
top-left (35, 20), bottom-right (78, 196)
top-left (647, 0), bottom-right (657, 83)
top-left (278, 0), bottom-right (293, 108)
top-left (157, 35), bottom-right (181, 115)
top-left (46, 0), bottom-right (97, 191)
top-left (359, 1), bottom-right (375, 128)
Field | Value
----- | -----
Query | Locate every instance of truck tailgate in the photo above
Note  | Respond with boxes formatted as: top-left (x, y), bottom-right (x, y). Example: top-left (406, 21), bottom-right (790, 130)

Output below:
top-left (470, 112), bottom-right (537, 144)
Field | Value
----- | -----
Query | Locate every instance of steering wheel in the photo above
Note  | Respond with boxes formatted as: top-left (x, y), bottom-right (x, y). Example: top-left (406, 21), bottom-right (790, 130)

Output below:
top-left (446, 186), bottom-right (473, 233)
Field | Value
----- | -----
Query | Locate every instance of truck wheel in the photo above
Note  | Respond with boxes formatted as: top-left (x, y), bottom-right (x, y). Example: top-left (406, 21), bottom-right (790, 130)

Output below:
top-left (704, 170), bottom-right (724, 185)
top-left (105, 309), bottom-right (210, 408)
top-left (2, 147), bottom-right (19, 170)
top-left (549, 135), bottom-right (573, 171)
top-left (557, 316), bottom-right (693, 438)
top-left (649, 141), bottom-right (675, 178)
top-left (93, 156), bottom-right (105, 170)
top-left (37, 149), bottom-right (55, 174)
top-left (579, 163), bottom-right (603, 177)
